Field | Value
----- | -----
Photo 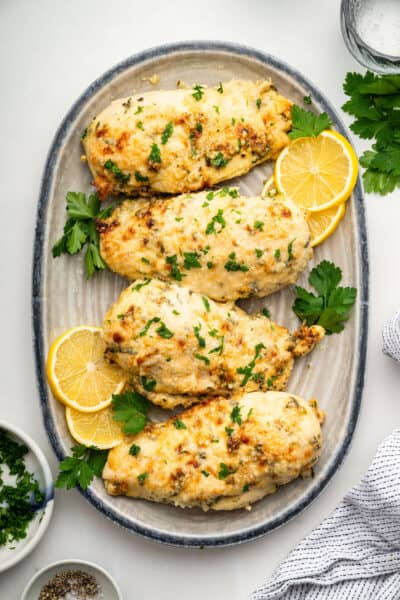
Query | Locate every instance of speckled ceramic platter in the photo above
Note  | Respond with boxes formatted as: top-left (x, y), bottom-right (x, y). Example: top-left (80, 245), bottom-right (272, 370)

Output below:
top-left (32, 41), bottom-right (368, 547)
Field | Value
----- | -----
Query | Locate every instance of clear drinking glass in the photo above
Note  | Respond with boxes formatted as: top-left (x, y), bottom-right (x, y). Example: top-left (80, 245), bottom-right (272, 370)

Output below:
top-left (341, 0), bottom-right (400, 73)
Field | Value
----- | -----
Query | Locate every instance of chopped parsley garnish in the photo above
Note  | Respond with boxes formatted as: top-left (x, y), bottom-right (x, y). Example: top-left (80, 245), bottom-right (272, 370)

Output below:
top-left (192, 84), bottom-right (204, 101)
top-left (255, 248), bottom-right (264, 258)
top-left (207, 261), bottom-right (214, 269)
top-left (132, 278), bottom-right (151, 292)
top-left (166, 255), bottom-right (185, 281)
top-left (213, 105), bottom-right (220, 114)
top-left (236, 343), bottom-right (266, 386)
top-left (136, 121), bottom-right (144, 130)
top-left (256, 98), bottom-right (262, 109)
top-left (129, 444), bottom-right (141, 456)
top-left (137, 472), bottom-right (148, 484)
top-left (183, 252), bottom-right (201, 269)
top-left (55, 444), bottom-right (108, 491)
top-left (135, 171), bottom-right (149, 182)
top-left (134, 105), bottom-right (143, 115)
top-left (112, 390), bottom-right (150, 434)
top-left (261, 307), bottom-right (271, 318)
top-left (225, 426), bottom-right (234, 437)
top-left (217, 82), bottom-right (224, 94)
top-left (141, 256), bottom-right (150, 264)
top-left (52, 191), bottom-right (111, 279)
top-left (218, 463), bottom-right (237, 480)
top-left (202, 297), bottom-right (210, 312)
top-left (156, 322), bottom-right (174, 339)
top-left (201, 470), bottom-right (210, 477)
top-left (211, 152), bottom-right (229, 168)
top-left (161, 122), bottom-right (174, 144)
top-left (148, 143), bottom-right (162, 164)
top-left (288, 239), bottom-right (295, 261)
top-left (206, 191), bottom-right (214, 200)
top-left (174, 419), bottom-right (187, 430)
top-left (208, 330), bottom-right (224, 355)
top-left (289, 105), bottom-right (332, 140)
top-left (274, 249), bottom-right (281, 261)
top-left (224, 252), bottom-right (249, 272)
top-left (196, 122), bottom-right (203, 133)
top-left (293, 260), bottom-right (357, 334)
top-left (140, 376), bottom-right (156, 392)
top-left (194, 323), bottom-right (206, 348)
top-left (243, 484), bottom-right (250, 492)
top-left (81, 127), bottom-right (88, 139)
top-left (303, 95), bottom-right (312, 105)
top-left (139, 317), bottom-right (161, 337)
top-left (254, 220), bottom-right (264, 231)
top-left (104, 159), bottom-right (130, 183)
top-left (230, 405), bottom-right (243, 425)
top-left (195, 353), bottom-right (210, 365)
top-left (0, 430), bottom-right (45, 545)
top-left (206, 209), bottom-right (226, 235)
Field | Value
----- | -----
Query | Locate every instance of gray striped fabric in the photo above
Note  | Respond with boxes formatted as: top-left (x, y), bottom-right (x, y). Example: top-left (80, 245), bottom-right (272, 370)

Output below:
top-left (251, 429), bottom-right (400, 599)
top-left (383, 310), bottom-right (400, 362)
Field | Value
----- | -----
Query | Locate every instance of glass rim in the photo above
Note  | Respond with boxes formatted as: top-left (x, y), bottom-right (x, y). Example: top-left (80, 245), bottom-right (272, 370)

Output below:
top-left (341, 0), bottom-right (400, 61)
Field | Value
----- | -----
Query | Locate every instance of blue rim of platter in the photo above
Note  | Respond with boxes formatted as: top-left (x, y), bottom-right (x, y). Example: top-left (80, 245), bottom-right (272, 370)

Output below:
top-left (32, 40), bottom-right (369, 548)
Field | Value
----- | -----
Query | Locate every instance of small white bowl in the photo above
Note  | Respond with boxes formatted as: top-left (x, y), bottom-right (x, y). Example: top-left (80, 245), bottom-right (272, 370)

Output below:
top-left (22, 559), bottom-right (123, 600)
top-left (0, 420), bottom-right (54, 573)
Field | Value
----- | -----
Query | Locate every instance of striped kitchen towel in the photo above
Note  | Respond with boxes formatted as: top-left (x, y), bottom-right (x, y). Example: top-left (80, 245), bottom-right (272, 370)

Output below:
top-left (383, 310), bottom-right (400, 362)
top-left (251, 428), bottom-right (400, 599)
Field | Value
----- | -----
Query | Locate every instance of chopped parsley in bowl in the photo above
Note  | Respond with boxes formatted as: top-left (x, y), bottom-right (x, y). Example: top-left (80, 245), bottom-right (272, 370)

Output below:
top-left (0, 421), bottom-right (54, 573)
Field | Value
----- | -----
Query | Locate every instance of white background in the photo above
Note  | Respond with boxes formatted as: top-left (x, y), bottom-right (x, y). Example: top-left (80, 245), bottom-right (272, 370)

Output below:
top-left (1, 0), bottom-right (400, 598)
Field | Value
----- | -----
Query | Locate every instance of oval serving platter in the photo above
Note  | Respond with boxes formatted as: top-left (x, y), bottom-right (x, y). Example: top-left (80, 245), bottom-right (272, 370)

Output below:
top-left (32, 41), bottom-right (368, 548)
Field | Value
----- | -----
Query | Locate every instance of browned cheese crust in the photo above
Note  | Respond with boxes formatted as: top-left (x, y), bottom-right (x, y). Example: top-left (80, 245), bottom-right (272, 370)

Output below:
top-left (103, 391), bottom-right (323, 511)
top-left (103, 279), bottom-right (324, 409)
top-left (98, 190), bottom-right (312, 302)
top-left (82, 80), bottom-right (292, 198)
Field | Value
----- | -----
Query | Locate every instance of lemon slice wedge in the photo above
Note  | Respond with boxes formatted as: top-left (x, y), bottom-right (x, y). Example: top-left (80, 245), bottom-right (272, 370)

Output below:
top-left (46, 326), bottom-right (127, 412)
top-left (66, 405), bottom-right (124, 449)
top-left (274, 130), bottom-right (358, 212)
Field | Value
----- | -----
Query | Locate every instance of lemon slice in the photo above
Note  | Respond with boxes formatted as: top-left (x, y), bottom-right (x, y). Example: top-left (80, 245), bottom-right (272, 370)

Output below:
top-left (307, 202), bottom-right (346, 247)
top-left (66, 405), bottom-right (124, 449)
top-left (46, 326), bottom-right (127, 412)
top-left (274, 130), bottom-right (358, 212)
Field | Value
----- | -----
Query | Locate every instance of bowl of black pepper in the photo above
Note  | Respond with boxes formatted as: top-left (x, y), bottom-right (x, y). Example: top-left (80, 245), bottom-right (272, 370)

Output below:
top-left (0, 421), bottom-right (54, 573)
top-left (21, 559), bottom-right (123, 600)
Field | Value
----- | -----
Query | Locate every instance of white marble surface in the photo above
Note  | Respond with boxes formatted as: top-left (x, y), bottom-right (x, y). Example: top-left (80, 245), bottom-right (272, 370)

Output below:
top-left (1, 1), bottom-right (400, 598)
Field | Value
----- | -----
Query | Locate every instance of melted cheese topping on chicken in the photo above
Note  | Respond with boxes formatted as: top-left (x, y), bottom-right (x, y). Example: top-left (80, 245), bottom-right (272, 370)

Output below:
top-left (103, 279), bottom-right (324, 409)
top-left (103, 391), bottom-right (322, 511)
top-left (98, 190), bottom-right (312, 302)
top-left (83, 80), bottom-right (292, 198)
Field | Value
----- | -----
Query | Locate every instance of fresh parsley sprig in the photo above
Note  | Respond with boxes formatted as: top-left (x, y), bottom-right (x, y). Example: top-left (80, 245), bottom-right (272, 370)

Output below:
top-left (342, 71), bottom-right (400, 195)
top-left (111, 390), bottom-right (151, 435)
top-left (52, 191), bottom-right (114, 278)
top-left (293, 260), bottom-right (357, 334)
top-left (55, 445), bottom-right (108, 490)
top-left (289, 105), bottom-right (332, 140)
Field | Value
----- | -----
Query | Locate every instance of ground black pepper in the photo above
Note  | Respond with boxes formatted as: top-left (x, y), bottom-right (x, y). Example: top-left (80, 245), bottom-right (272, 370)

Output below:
top-left (38, 569), bottom-right (101, 600)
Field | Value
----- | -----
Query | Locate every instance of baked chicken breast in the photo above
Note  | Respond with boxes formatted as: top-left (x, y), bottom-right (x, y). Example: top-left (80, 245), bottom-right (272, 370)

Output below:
top-left (98, 189), bottom-right (312, 302)
top-left (103, 391), bottom-right (323, 511)
top-left (82, 80), bottom-right (292, 198)
top-left (103, 279), bottom-right (324, 409)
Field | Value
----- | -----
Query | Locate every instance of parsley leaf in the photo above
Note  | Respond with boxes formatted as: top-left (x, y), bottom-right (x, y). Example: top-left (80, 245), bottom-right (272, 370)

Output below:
top-left (192, 84), bottom-right (204, 101)
top-left (218, 463), bottom-right (237, 480)
top-left (173, 419), bottom-right (187, 430)
top-left (210, 152), bottom-right (229, 168)
top-left (55, 445), bottom-right (108, 490)
top-left (148, 143), bottom-right (162, 164)
top-left (104, 159), bottom-right (130, 183)
top-left (206, 209), bottom-right (226, 235)
top-left (224, 252), bottom-right (249, 272)
top-left (161, 122), bottom-right (174, 144)
top-left (236, 343), bottom-right (265, 386)
top-left (289, 105), bottom-right (332, 139)
top-left (183, 252), bottom-right (201, 269)
top-left (231, 405), bottom-right (242, 425)
top-left (111, 391), bottom-right (150, 434)
top-left (52, 191), bottom-right (111, 278)
top-left (292, 260), bottom-right (357, 334)
top-left (166, 254), bottom-right (185, 281)
top-left (342, 70), bottom-right (400, 195)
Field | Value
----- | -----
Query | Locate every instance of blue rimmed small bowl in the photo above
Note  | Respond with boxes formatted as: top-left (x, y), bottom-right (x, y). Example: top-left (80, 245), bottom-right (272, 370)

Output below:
top-left (0, 421), bottom-right (54, 573)
top-left (21, 559), bottom-right (123, 600)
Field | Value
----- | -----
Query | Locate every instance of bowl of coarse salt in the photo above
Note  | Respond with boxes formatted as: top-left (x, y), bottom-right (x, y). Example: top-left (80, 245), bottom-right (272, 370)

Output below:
top-left (21, 559), bottom-right (122, 600)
